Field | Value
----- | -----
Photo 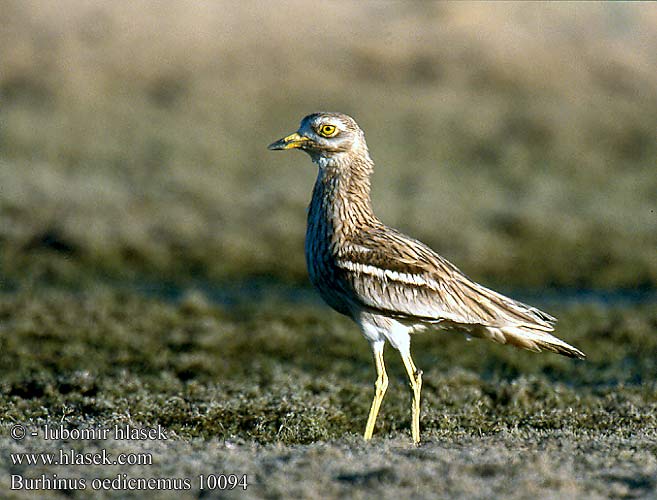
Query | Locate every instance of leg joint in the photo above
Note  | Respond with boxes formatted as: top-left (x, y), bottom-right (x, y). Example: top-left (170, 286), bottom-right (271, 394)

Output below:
top-left (375, 373), bottom-right (388, 395)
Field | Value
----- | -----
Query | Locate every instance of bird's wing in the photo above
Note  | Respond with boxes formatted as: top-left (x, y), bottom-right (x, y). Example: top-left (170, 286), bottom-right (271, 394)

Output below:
top-left (335, 227), bottom-right (556, 330)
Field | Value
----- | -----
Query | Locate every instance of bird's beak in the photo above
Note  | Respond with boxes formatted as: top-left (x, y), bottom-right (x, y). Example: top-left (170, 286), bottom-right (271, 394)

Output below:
top-left (267, 132), bottom-right (310, 151)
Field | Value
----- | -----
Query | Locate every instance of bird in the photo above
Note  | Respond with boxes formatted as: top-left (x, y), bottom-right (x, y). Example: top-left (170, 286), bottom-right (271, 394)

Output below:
top-left (268, 111), bottom-right (585, 444)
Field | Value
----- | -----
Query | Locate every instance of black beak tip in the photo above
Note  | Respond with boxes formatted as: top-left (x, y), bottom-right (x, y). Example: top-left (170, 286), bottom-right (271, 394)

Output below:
top-left (267, 139), bottom-right (287, 151)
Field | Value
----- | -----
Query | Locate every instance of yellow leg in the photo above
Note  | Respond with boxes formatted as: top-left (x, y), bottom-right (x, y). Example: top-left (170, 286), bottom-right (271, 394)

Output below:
top-left (401, 352), bottom-right (423, 444)
top-left (363, 344), bottom-right (388, 441)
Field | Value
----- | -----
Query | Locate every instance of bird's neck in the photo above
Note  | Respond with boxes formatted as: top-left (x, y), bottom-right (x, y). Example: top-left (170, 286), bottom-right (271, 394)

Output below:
top-left (309, 152), bottom-right (377, 240)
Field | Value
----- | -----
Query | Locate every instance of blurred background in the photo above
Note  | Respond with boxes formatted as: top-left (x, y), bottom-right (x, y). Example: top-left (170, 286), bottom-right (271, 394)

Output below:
top-left (1, 1), bottom-right (656, 291)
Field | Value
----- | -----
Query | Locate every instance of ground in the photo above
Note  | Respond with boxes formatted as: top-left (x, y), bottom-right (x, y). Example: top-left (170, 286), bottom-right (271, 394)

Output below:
top-left (0, 286), bottom-right (655, 498)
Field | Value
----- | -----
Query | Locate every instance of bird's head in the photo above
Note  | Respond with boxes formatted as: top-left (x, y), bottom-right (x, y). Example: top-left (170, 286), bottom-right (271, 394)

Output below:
top-left (268, 112), bottom-right (367, 163)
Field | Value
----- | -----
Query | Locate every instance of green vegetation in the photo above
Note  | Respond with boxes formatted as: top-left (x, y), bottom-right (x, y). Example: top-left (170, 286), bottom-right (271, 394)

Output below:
top-left (0, 288), bottom-right (656, 498)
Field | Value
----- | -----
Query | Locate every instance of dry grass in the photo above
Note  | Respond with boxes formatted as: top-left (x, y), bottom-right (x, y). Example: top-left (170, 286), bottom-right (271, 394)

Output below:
top-left (1, 2), bottom-right (656, 286)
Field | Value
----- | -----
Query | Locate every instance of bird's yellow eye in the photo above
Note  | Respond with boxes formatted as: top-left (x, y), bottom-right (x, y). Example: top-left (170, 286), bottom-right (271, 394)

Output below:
top-left (318, 124), bottom-right (338, 137)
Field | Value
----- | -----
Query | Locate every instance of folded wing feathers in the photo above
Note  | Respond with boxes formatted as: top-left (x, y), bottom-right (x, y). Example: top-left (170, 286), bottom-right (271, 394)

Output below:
top-left (336, 237), bottom-right (585, 359)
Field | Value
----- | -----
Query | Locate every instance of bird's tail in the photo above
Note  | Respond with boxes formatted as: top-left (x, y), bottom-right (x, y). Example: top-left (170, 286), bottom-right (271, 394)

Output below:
top-left (453, 280), bottom-right (586, 359)
top-left (480, 324), bottom-right (586, 359)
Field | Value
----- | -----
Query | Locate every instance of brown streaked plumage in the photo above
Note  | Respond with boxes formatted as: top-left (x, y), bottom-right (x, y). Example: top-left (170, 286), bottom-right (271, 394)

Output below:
top-left (268, 111), bottom-right (585, 444)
